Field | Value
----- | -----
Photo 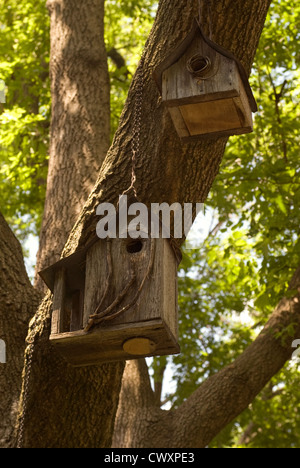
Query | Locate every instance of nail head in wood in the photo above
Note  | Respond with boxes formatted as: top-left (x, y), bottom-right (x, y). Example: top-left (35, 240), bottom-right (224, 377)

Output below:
top-left (123, 337), bottom-right (156, 356)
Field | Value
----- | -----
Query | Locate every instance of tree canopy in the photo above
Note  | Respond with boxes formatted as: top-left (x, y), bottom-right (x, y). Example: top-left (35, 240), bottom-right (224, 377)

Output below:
top-left (1, 0), bottom-right (300, 448)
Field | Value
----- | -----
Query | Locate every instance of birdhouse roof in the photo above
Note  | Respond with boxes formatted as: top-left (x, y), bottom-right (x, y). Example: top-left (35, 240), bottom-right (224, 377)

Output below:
top-left (153, 18), bottom-right (257, 113)
top-left (39, 244), bottom-right (89, 292)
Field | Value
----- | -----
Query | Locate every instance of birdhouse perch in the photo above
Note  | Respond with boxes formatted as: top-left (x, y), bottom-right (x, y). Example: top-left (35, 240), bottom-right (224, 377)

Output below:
top-left (153, 19), bottom-right (257, 140)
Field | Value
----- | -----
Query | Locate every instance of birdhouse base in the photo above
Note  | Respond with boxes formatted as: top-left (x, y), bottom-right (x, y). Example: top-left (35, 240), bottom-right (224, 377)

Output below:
top-left (168, 92), bottom-right (253, 141)
top-left (50, 319), bottom-right (180, 367)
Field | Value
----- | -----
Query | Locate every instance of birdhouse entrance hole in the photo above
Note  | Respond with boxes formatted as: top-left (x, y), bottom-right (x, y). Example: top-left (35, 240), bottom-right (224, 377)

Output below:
top-left (126, 239), bottom-right (144, 254)
top-left (186, 54), bottom-right (212, 78)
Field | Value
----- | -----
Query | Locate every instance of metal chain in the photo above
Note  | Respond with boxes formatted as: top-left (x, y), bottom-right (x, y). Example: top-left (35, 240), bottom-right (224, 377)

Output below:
top-left (198, 0), bottom-right (213, 40)
top-left (122, 56), bottom-right (145, 200)
top-left (16, 342), bottom-right (35, 448)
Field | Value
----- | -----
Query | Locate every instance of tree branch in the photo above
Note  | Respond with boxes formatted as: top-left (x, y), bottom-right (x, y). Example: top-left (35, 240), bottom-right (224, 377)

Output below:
top-left (112, 359), bottom-right (156, 448)
top-left (267, 70), bottom-right (288, 161)
top-left (103, 0), bottom-right (275, 448)
top-left (127, 276), bottom-right (300, 448)
top-left (167, 274), bottom-right (300, 447)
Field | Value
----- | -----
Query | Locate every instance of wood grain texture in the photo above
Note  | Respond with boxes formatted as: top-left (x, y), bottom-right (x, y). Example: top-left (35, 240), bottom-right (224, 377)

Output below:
top-left (51, 269), bottom-right (66, 335)
top-left (50, 319), bottom-right (179, 366)
top-left (83, 237), bottom-right (178, 332)
top-left (162, 35), bottom-right (239, 105)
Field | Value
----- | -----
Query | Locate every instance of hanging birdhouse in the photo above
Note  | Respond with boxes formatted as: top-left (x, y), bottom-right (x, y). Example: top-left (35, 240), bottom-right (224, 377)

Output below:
top-left (39, 233), bottom-right (180, 367)
top-left (153, 19), bottom-right (257, 141)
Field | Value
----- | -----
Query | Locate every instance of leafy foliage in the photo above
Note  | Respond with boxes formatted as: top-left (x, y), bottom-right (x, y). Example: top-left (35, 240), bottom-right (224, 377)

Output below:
top-left (0, 0), bottom-right (50, 239)
top-left (105, 0), bottom-right (157, 138)
top-left (210, 0), bottom-right (300, 309)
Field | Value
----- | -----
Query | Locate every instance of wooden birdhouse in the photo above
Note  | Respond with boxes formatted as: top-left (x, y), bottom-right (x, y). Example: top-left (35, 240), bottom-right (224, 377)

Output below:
top-left (153, 19), bottom-right (257, 141)
top-left (39, 234), bottom-right (180, 367)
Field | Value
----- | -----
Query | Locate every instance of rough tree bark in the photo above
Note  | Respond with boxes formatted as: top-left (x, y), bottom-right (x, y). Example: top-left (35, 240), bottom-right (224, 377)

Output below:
top-left (3, 0), bottom-right (299, 449)
top-left (35, 0), bottom-right (110, 288)
top-left (0, 214), bottom-right (41, 447)
top-left (13, 0), bottom-right (123, 449)
top-left (0, 0), bottom-right (116, 449)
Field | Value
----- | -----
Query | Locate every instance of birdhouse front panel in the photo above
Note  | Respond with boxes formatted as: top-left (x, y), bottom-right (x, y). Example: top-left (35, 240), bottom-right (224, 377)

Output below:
top-left (51, 259), bottom-right (85, 336)
top-left (84, 237), bottom-right (178, 335)
top-left (162, 34), bottom-right (240, 106)
top-left (43, 235), bottom-right (180, 367)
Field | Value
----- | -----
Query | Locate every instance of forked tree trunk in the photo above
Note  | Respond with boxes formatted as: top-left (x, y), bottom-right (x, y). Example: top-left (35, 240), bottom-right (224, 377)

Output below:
top-left (4, 0), bottom-right (299, 449)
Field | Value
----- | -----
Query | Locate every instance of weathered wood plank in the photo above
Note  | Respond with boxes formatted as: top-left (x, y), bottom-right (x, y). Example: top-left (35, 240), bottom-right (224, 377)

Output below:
top-left (162, 239), bottom-right (178, 340)
top-left (162, 35), bottom-right (240, 106)
top-left (159, 24), bottom-right (256, 140)
top-left (179, 98), bottom-right (242, 136)
top-left (83, 240), bottom-right (108, 328)
top-left (50, 318), bottom-right (180, 367)
top-left (70, 290), bottom-right (83, 331)
top-left (168, 106), bottom-right (190, 138)
top-left (52, 268), bottom-right (66, 335)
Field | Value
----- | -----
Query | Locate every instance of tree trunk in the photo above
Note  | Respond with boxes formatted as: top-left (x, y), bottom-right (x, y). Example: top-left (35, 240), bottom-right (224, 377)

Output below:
top-left (14, 0), bottom-right (124, 448)
top-left (0, 213), bottom-right (41, 447)
top-left (13, 0), bottom-right (299, 449)
top-left (35, 0), bottom-right (110, 288)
